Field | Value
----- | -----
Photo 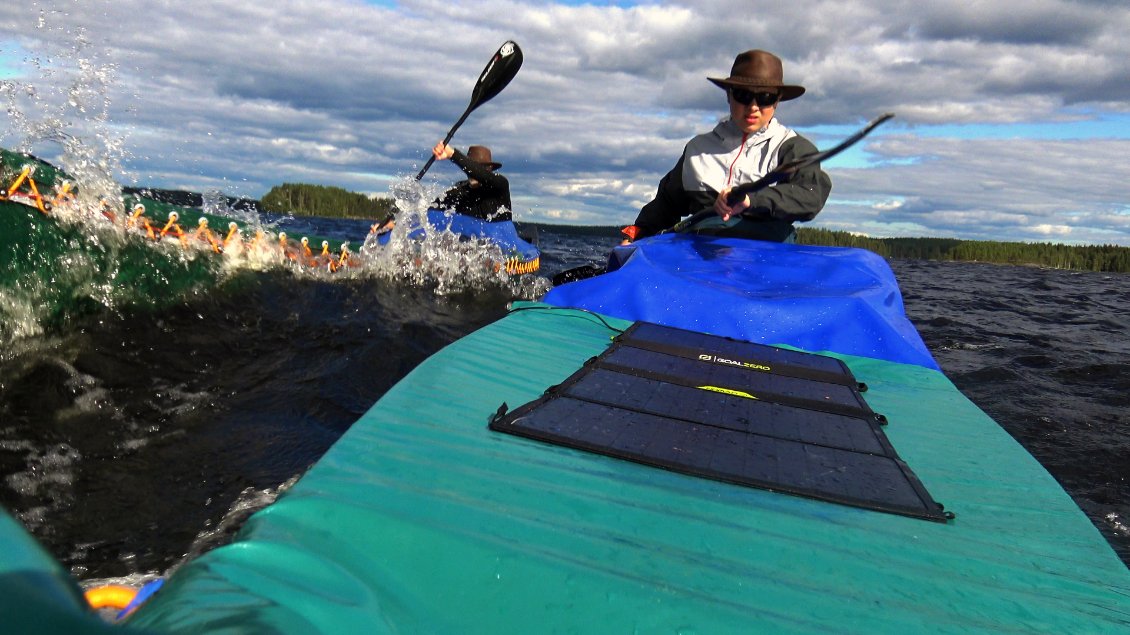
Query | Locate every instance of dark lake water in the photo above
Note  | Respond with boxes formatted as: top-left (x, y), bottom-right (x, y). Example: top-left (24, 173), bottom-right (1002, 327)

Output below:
top-left (1, 217), bottom-right (1126, 587)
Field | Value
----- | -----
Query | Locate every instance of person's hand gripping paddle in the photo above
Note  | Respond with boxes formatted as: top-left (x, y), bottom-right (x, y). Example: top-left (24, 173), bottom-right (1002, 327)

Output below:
top-left (415, 41), bottom-right (524, 180)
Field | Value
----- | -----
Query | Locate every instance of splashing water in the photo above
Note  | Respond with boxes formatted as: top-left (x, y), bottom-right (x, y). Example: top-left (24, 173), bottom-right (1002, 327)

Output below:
top-left (1, 161), bottom-right (545, 348)
top-left (1, 16), bottom-right (126, 210)
top-left (359, 176), bottom-right (549, 297)
top-left (0, 22), bottom-right (549, 588)
top-left (0, 21), bottom-right (547, 347)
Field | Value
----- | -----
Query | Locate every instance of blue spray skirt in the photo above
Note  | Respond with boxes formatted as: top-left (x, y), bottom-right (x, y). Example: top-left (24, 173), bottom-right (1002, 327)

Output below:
top-left (544, 234), bottom-right (939, 369)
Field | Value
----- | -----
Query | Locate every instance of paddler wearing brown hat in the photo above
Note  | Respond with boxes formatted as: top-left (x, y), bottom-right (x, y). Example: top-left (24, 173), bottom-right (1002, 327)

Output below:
top-left (627, 50), bottom-right (831, 243)
top-left (430, 141), bottom-right (513, 221)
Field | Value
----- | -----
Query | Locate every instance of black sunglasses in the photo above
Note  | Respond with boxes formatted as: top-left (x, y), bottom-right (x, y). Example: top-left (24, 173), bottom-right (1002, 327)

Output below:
top-left (730, 88), bottom-right (780, 108)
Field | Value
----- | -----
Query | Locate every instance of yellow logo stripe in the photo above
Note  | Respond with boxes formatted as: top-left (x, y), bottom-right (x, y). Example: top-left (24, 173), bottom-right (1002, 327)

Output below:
top-left (698, 385), bottom-right (758, 399)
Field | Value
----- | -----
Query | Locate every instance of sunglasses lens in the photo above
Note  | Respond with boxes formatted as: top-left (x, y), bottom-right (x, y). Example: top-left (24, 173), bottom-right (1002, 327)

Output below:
top-left (732, 89), bottom-right (778, 107)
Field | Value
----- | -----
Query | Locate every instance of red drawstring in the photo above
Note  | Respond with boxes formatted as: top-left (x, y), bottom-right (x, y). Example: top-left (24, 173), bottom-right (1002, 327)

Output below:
top-left (725, 132), bottom-right (749, 188)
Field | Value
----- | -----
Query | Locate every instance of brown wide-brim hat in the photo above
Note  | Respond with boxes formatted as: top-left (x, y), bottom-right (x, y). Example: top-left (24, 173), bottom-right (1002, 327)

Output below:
top-left (467, 145), bottom-right (501, 170)
top-left (708, 49), bottom-right (806, 102)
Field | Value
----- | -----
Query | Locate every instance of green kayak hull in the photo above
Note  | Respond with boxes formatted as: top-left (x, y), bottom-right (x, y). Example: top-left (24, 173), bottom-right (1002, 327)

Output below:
top-left (3, 303), bottom-right (1129, 632)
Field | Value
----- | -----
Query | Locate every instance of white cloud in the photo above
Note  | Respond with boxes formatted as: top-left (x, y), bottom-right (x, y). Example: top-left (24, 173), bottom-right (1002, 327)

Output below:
top-left (1030, 224), bottom-right (1073, 237)
top-left (1, 0), bottom-right (1129, 244)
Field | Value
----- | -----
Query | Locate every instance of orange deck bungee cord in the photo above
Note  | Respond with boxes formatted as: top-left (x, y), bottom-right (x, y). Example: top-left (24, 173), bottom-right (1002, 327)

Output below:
top-left (193, 217), bottom-right (222, 253)
top-left (224, 221), bottom-right (240, 246)
top-left (497, 254), bottom-right (540, 275)
top-left (2, 168), bottom-right (541, 275)
top-left (2, 165), bottom-right (52, 213)
top-left (54, 180), bottom-right (75, 206)
top-left (127, 203), bottom-right (146, 228)
top-left (159, 211), bottom-right (184, 239)
top-left (325, 242), bottom-right (352, 273)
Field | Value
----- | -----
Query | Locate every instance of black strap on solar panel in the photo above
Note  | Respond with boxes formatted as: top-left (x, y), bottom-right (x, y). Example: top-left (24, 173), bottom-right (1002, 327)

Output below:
top-left (617, 322), bottom-right (868, 391)
top-left (595, 355), bottom-right (875, 420)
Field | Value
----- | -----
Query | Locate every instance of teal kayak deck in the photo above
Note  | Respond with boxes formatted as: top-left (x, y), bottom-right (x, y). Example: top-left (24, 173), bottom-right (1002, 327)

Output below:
top-left (108, 303), bottom-right (1129, 632)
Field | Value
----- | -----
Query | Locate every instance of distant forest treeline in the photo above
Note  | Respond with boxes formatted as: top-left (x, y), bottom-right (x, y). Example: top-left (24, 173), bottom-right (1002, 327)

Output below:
top-left (534, 224), bottom-right (1130, 273)
top-left (259, 183), bottom-right (398, 220)
top-left (241, 182), bottom-right (1130, 273)
top-left (797, 227), bottom-right (1130, 273)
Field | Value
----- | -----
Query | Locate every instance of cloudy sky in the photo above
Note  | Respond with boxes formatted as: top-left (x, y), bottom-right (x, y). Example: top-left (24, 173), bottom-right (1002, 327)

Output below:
top-left (2, 0), bottom-right (1129, 245)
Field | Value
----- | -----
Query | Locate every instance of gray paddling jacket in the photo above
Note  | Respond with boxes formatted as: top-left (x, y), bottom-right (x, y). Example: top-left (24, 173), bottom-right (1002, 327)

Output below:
top-left (633, 117), bottom-right (831, 242)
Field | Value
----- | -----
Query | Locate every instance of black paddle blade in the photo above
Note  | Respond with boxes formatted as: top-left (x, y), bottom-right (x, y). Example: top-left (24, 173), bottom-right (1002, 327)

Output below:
top-left (470, 41), bottom-right (523, 111)
top-left (416, 41), bottom-right (524, 181)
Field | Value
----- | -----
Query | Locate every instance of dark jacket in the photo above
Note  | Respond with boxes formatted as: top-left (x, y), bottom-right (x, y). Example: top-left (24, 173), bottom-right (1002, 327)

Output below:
top-left (435, 149), bottom-right (512, 221)
top-left (634, 119), bottom-right (831, 241)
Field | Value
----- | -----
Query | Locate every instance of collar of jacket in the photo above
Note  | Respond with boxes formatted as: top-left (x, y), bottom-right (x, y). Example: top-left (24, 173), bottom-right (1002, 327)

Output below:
top-left (713, 116), bottom-right (785, 145)
top-left (682, 117), bottom-right (795, 193)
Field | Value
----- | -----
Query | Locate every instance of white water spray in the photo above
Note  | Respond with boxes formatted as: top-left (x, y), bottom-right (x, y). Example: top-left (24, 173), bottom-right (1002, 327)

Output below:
top-left (0, 11), bottom-right (547, 337)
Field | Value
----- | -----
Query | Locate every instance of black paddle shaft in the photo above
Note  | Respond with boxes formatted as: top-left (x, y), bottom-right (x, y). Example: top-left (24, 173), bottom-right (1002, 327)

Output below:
top-left (725, 112), bottom-right (895, 205)
top-left (415, 41), bottom-right (524, 180)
